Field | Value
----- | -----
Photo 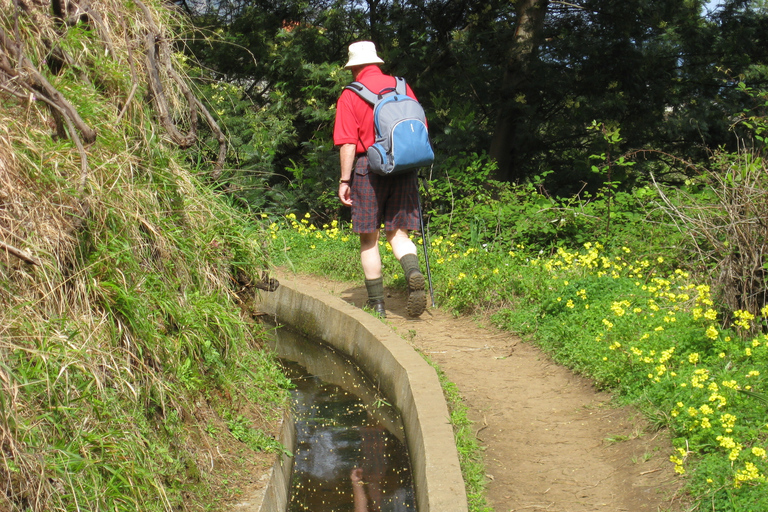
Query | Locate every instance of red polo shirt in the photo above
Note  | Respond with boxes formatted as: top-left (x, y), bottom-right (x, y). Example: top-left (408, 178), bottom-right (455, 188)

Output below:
top-left (333, 65), bottom-right (419, 154)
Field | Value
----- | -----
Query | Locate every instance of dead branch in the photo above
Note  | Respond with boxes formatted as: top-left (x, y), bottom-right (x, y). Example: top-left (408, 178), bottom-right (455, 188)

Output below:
top-left (136, 0), bottom-right (197, 148)
top-left (116, 16), bottom-right (139, 123)
top-left (0, 239), bottom-right (41, 266)
top-left (68, 1), bottom-right (117, 58)
top-left (193, 95), bottom-right (226, 177)
top-left (0, 78), bottom-right (89, 194)
top-left (0, 25), bottom-right (97, 144)
top-left (650, 153), bottom-right (768, 316)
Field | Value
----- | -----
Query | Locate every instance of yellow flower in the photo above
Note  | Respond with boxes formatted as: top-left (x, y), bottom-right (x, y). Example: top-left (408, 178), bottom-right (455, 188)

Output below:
top-left (720, 414), bottom-right (737, 429)
top-left (705, 325), bottom-right (719, 340)
top-left (688, 353), bottom-right (699, 364)
top-left (670, 453), bottom-right (686, 474)
top-left (734, 462), bottom-right (764, 488)
top-left (718, 436), bottom-right (736, 449)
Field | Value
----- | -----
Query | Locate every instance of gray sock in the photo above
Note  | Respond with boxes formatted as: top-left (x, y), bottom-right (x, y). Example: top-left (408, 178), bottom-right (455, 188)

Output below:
top-left (364, 277), bottom-right (384, 302)
top-left (399, 253), bottom-right (420, 278)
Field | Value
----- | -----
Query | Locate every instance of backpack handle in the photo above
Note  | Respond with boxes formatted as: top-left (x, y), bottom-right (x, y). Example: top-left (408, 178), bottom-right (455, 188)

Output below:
top-left (376, 87), bottom-right (397, 99)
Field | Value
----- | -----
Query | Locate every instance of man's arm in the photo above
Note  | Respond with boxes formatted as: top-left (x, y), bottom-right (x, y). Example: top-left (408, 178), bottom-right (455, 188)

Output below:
top-left (338, 143), bottom-right (356, 206)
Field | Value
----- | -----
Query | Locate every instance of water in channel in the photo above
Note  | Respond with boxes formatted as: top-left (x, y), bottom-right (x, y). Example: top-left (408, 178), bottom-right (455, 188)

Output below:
top-left (270, 326), bottom-right (416, 512)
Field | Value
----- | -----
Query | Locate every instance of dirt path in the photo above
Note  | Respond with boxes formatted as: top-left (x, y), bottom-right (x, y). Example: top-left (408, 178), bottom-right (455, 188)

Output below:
top-left (299, 274), bottom-right (687, 512)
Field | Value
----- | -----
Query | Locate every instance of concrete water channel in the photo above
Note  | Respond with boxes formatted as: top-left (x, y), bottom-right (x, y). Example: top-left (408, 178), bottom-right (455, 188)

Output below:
top-left (251, 275), bottom-right (468, 512)
top-left (274, 328), bottom-right (416, 510)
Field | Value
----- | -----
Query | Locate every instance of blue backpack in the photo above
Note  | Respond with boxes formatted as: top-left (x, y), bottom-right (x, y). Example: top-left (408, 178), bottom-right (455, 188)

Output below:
top-left (345, 77), bottom-right (434, 176)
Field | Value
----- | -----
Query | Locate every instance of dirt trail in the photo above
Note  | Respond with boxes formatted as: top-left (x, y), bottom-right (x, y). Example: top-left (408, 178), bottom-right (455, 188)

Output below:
top-left (300, 274), bottom-right (686, 512)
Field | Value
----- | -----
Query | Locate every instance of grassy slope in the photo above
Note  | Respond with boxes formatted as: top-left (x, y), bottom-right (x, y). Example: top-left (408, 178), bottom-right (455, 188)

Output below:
top-left (0, 2), bottom-right (288, 510)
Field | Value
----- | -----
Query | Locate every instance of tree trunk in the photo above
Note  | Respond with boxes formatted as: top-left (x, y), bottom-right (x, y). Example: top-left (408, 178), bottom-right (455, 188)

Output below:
top-left (489, 0), bottom-right (549, 182)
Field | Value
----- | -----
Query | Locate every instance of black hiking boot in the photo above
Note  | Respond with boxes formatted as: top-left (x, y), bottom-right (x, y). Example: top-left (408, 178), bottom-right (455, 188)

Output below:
top-left (365, 299), bottom-right (386, 318)
top-left (405, 270), bottom-right (426, 317)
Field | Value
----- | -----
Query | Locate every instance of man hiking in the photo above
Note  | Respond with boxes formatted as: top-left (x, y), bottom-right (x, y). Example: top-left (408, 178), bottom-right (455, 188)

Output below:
top-left (333, 40), bottom-right (427, 319)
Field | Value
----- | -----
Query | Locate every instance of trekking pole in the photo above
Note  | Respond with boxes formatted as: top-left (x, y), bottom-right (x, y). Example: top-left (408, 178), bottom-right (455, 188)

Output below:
top-left (417, 175), bottom-right (436, 308)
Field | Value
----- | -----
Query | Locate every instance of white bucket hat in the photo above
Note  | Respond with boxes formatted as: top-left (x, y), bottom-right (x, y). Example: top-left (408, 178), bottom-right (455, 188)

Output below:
top-left (344, 41), bottom-right (385, 69)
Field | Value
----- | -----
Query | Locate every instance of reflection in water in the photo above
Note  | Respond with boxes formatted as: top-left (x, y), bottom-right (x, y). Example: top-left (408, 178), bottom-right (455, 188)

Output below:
top-left (280, 353), bottom-right (416, 512)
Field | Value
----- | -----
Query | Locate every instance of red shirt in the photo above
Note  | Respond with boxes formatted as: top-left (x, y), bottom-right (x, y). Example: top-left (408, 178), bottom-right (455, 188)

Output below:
top-left (333, 65), bottom-right (419, 154)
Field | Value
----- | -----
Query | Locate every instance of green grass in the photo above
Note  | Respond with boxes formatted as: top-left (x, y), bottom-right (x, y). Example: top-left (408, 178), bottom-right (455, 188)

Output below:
top-left (432, 361), bottom-right (494, 512)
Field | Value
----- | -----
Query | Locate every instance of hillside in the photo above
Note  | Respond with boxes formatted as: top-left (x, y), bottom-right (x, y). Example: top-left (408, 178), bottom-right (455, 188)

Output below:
top-left (0, 1), bottom-right (287, 510)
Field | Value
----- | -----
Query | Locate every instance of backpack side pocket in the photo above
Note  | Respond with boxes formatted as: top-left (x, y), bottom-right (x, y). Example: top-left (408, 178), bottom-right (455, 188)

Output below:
top-left (367, 143), bottom-right (391, 175)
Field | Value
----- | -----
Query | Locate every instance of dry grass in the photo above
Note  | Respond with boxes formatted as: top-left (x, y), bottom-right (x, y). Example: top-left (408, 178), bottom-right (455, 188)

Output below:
top-left (0, 2), bottom-right (284, 510)
top-left (653, 149), bottom-right (768, 317)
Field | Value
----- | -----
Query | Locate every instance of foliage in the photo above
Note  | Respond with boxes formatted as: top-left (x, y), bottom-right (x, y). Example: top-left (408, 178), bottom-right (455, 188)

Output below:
top-left (422, 150), bottom-right (689, 266)
top-left (267, 213), bottom-right (363, 281)
top-left (180, 0), bottom-right (768, 203)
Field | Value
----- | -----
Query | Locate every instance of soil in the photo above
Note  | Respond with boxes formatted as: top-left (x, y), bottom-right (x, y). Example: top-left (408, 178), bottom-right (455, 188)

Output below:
top-left (292, 273), bottom-right (690, 512)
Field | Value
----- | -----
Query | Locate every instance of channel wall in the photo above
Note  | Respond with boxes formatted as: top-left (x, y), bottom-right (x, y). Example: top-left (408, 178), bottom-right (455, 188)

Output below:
top-left (254, 273), bottom-right (469, 512)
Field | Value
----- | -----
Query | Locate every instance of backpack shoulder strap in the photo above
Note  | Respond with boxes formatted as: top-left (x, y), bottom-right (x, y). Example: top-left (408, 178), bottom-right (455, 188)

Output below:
top-left (394, 76), bottom-right (407, 96)
top-left (344, 81), bottom-right (379, 106)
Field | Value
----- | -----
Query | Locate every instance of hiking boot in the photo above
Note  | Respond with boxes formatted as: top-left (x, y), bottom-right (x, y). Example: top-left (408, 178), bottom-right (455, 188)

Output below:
top-left (405, 270), bottom-right (426, 317)
top-left (365, 299), bottom-right (386, 318)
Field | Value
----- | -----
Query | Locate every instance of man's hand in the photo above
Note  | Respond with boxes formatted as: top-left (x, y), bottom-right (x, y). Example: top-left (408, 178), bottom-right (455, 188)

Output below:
top-left (339, 182), bottom-right (353, 206)
top-left (338, 143), bottom-right (356, 207)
